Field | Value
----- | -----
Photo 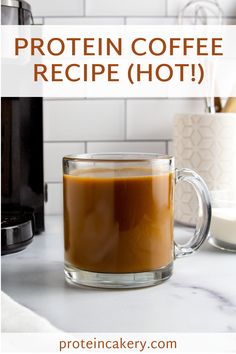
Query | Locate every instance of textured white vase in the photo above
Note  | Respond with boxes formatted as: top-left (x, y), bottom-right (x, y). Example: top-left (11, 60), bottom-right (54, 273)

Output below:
top-left (173, 113), bottom-right (236, 225)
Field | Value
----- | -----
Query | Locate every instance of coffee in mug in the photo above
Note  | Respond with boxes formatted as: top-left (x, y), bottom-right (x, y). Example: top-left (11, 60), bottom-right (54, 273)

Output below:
top-left (63, 153), bottom-right (211, 288)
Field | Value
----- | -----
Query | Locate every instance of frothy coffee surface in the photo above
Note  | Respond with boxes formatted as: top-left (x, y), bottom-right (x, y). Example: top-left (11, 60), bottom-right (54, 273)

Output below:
top-left (64, 168), bottom-right (174, 273)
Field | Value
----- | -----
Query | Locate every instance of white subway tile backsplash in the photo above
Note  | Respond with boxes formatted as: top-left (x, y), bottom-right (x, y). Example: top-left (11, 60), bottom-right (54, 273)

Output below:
top-left (29, 0), bottom-right (236, 215)
top-left (44, 17), bottom-right (124, 25)
top-left (44, 100), bottom-right (125, 141)
top-left (33, 17), bottom-right (44, 25)
top-left (127, 17), bottom-right (177, 25)
top-left (127, 99), bottom-right (205, 140)
top-left (87, 141), bottom-right (166, 153)
top-left (45, 183), bottom-right (63, 215)
top-left (44, 142), bottom-right (85, 182)
top-left (127, 15), bottom-right (236, 26)
top-left (86, 0), bottom-right (166, 16)
top-left (28, 0), bottom-right (83, 17)
top-left (167, 0), bottom-right (236, 17)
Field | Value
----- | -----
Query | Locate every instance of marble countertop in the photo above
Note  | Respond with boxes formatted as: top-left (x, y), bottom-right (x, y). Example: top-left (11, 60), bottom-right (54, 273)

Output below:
top-left (2, 216), bottom-right (236, 333)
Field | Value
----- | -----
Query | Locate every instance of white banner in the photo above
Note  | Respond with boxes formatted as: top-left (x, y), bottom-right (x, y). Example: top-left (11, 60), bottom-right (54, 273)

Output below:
top-left (1, 333), bottom-right (236, 353)
top-left (1, 25), bottom-right (236, 98)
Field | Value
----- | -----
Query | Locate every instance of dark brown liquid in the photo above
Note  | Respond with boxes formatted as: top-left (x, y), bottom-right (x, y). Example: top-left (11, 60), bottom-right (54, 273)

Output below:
top-left (63, 169), bottom-right (174, 273)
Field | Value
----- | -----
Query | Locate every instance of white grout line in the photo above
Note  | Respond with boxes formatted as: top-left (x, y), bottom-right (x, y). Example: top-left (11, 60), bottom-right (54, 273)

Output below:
top-left (40, 15), bottom-right (236, 19)
top-left (43, 97), bottom-right (204, 101)
top-left (44, 97), bottom-right (124, 101)
top-left (42, 16), bottom-right (126, 21)
top-left (44, 139), bottom-right (170, 143)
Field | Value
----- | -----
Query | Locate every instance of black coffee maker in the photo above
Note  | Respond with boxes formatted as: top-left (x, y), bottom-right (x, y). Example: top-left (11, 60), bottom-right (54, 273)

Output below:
top-left (1, 0), bottom-right (45, 254)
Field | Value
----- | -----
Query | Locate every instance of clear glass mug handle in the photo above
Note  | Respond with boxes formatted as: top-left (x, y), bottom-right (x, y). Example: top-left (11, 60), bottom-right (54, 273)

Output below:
top-left (175, 168), bottom-right (212, 258)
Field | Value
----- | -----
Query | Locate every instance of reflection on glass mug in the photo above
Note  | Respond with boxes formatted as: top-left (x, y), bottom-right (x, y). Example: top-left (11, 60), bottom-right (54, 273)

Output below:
top-left (63, 153), bottom-right (211, 289)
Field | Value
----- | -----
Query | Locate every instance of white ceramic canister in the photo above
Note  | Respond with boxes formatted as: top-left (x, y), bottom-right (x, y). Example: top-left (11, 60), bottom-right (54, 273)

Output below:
top-left (173, 113), bottom-right (236, 226)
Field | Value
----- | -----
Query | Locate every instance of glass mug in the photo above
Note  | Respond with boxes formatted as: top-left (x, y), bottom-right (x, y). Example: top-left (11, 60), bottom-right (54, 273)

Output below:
top-left (63, 153), bottom-right (211, 288)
